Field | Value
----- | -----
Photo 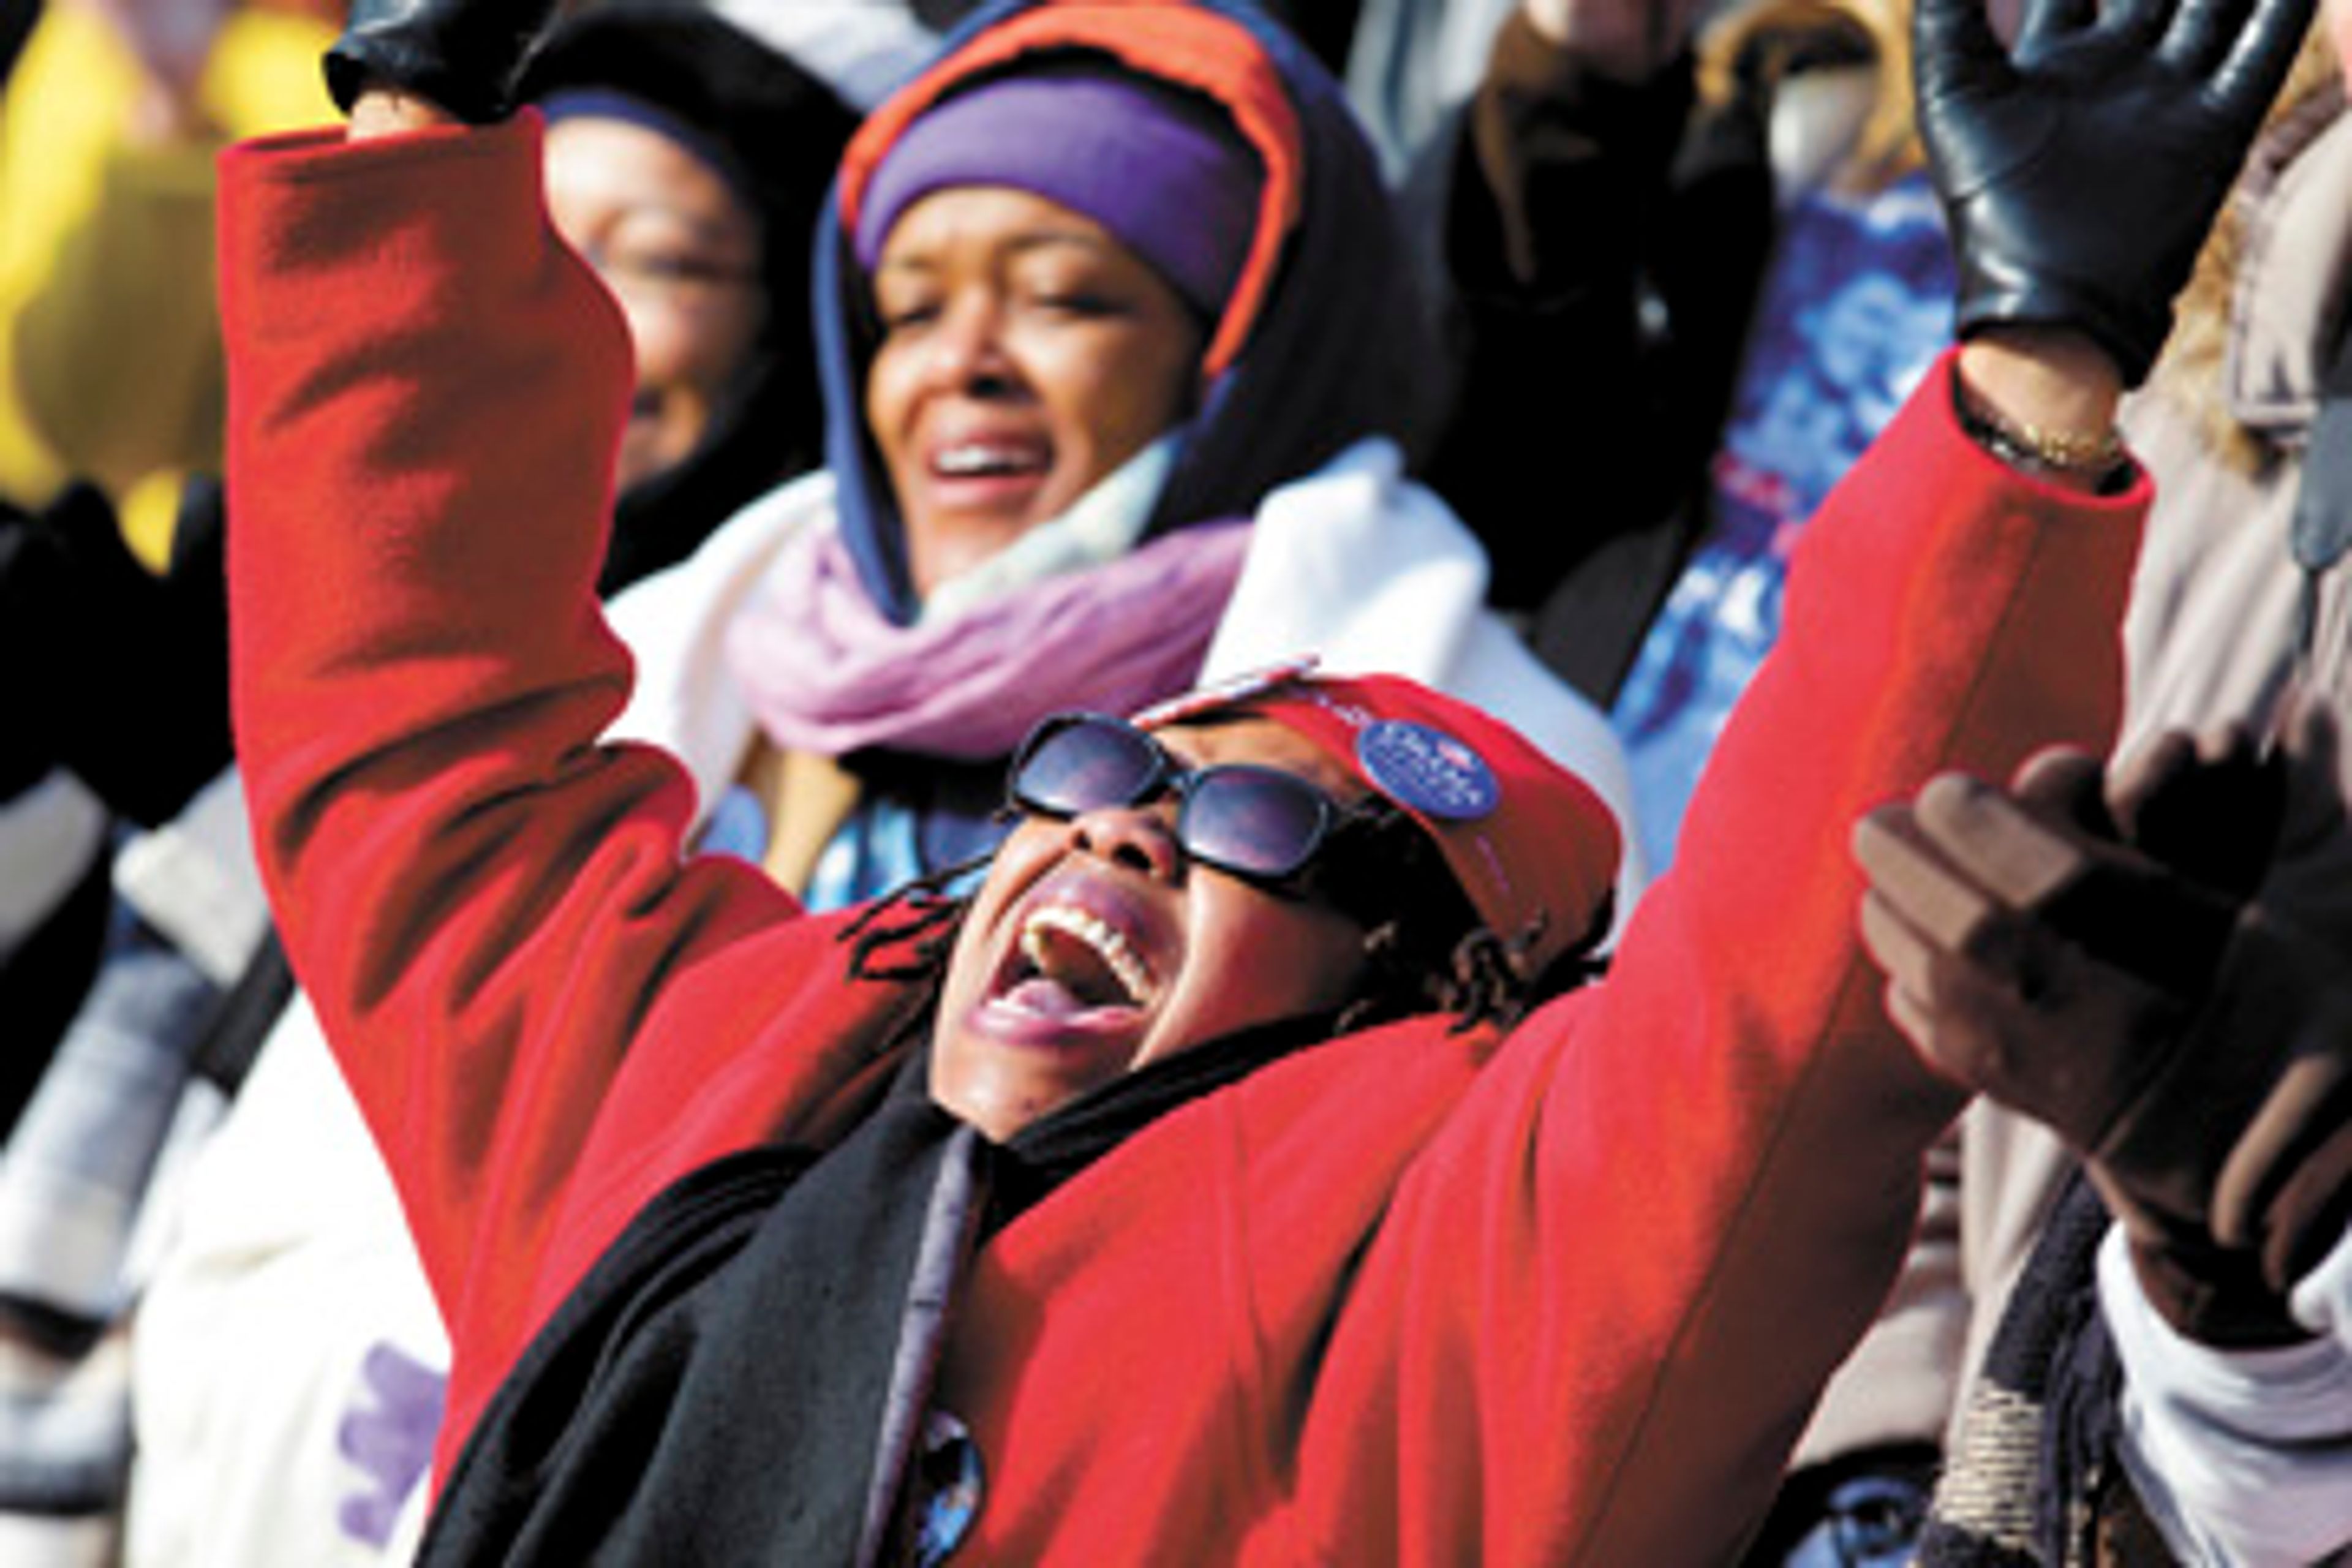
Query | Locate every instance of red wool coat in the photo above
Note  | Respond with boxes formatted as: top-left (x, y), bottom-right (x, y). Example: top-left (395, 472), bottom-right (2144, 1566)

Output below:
top-left (218, 115), bottom-right (2146, 1564)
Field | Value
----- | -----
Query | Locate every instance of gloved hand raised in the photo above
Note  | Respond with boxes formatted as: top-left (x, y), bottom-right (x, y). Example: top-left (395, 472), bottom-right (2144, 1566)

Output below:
top-left (1915, 0), bottom-right (2318, 385)
top-left (1852, 725), bottom-right (2339, 1344)
top-left (324, 0), bottom-right (560, 124)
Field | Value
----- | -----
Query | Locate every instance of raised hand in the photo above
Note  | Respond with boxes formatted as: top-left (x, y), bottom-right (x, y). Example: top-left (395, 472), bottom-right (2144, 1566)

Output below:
top-left (2103, 721), bottom-right (2287, 899)
top-left (1852, 726), bottom-right (2335, 1344)
top-left (1915, 0), bottom-right (2318, 383)
top-left (325, 0), bottom-right (561, 124)
top-left (1852, 745), bottom-right (2250, 1163)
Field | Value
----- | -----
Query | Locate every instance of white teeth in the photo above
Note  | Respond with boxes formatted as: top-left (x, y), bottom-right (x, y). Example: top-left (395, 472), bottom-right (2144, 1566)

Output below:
top-left (936, 443), bottom-right (1033, 476)
top-left (1019, 905), bottom-right (1156, 1008)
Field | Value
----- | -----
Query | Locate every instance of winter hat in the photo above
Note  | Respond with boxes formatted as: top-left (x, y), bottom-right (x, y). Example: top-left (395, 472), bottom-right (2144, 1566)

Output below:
top-left (851, 62), bottom-right (1265, 326)
top-left (821, 0), bottom-right (1426, 627)
top-left (836, 1), bottom-right (1313, 383)
top-left (537, 87), bottom-right (756, 212)
top-left (1137, 663), bottom-right (1623, 981)
top-left (519, 7), bottom-right (855, 264)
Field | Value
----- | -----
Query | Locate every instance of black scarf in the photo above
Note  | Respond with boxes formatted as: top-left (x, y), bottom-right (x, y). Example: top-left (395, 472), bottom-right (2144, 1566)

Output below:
top-left (1916, 1172), bottom-right (2123, 1568)
top-left (417, 1009), bottom-right (1336, 1566)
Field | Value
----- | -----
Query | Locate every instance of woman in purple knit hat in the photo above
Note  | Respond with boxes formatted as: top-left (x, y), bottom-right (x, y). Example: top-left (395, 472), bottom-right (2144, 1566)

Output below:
top-left (580, 0), bottom-right (1641, 919)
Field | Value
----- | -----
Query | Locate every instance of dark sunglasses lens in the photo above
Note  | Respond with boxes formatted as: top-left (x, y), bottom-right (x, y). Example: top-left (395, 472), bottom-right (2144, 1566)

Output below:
top-left (1182, 767), bottom-right (1330, 880)
top-left (1013, 717), bottom-right (1163, 817)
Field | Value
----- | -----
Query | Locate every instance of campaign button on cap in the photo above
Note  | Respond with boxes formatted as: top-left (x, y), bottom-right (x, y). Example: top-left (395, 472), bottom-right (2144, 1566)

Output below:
top-left (1357, 720), bottom-right (1498, 821)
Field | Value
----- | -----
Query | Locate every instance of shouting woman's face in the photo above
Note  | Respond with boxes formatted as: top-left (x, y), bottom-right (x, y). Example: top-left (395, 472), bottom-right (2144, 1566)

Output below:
top-left (929, 718), bottom-right (1372, 1143)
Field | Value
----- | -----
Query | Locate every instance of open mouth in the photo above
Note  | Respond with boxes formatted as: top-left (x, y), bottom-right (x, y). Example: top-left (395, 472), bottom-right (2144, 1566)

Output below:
top-left (932, 440), bottom-right (1047, 480)
top-left (994, 903), bottom-right (1158, 1017)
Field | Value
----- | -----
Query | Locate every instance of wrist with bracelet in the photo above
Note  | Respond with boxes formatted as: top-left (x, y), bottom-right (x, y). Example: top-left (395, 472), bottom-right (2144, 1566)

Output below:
top-left (1951, 366), bottom-right (2130, 490)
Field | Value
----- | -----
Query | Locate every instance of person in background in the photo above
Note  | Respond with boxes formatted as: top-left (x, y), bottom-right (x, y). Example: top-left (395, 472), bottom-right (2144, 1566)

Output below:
top-left (0, 0), bottom-right (334, 545)
top-left (1920, 11), bottom-right (2350, 1553)
top-left (0, 12), bottom-right (859, 1564)
top-left (1340, 0), bottom-right (1517, 184)
top-left (213, 0), bottom-right (2301, 1556)
top-left (0, 479), bottom-right (222, 1134)
top-left (568, 0), bottom-right (1635, 922)
top-left (0, 7), bottom-right (330, 1553)
top-left (1859, 704), bottom-right (2352, 1566)
top-left (530, 4), bottom-right (859, 593)
top-left (0, 0), bottom-right (333, 1185)
top-left (1866, 0), bottom-right (2352, 1553)
top-left (1426, 0), bottom-right (1970, 1553)
top-left (1435, 0), bottom-right (1953, 873)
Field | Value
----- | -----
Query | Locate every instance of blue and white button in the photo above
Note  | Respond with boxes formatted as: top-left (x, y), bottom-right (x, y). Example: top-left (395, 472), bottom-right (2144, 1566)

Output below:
top-left (1357, 720), bottom-right (1498, 821)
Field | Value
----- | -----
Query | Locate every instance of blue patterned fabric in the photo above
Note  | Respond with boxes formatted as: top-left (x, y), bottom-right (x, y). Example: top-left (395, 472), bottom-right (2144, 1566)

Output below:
top-left (1611, 173), bottom-right (1954, 874)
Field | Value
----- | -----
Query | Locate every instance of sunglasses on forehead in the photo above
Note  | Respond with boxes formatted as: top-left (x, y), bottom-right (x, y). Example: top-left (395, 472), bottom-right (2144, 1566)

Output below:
top-left (1006, 712), bottom-right (1348, 888)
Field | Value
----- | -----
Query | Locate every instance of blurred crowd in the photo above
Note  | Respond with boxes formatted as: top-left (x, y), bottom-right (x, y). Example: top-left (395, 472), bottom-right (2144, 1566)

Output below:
top-left (1, 0), bottom-right (2348, 1562)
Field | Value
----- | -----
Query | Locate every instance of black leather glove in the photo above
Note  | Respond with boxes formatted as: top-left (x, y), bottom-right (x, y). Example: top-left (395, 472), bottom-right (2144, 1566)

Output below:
top-left (1913, 0), bottom-right (2318, 385)
top-left (324, 0), bottom-right (560, 123)
top-left (1855, 729), bottom-right (2323, 1344)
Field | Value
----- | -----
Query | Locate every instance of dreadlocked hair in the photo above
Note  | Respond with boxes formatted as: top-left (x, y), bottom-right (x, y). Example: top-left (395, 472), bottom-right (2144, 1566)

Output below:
top-left (835, 850), bottom-right (998, 1049)
top-left (1308, 797), bottom-right (1613, 1036)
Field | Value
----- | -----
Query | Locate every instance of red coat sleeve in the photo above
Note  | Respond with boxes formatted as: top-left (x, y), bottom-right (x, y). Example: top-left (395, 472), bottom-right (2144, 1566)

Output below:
top-left (1294, 354), bottom-right (2150, 1564)
top-left (218, 119), bottom-right (910, 1471)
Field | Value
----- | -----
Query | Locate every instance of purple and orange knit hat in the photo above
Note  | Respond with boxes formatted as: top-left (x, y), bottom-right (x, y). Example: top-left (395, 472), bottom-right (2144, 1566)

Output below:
top-left (836, 0), bottom-right (1306, 375)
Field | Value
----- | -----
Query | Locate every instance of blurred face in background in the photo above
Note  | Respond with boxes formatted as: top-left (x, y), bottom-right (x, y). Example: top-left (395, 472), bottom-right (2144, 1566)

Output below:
top-left (546, 115), bottom-right (769, 492)
top-left (863, 186), bottom-right (1206, 599)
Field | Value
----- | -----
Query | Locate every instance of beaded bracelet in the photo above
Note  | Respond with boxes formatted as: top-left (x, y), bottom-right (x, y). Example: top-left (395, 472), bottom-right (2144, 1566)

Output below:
top-left (1951, 369), bottom-right (2128, 484)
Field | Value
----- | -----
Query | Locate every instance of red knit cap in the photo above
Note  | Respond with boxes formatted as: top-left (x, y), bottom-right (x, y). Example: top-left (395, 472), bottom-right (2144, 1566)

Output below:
top-left (1136, 662), bottom-right (1622, 981)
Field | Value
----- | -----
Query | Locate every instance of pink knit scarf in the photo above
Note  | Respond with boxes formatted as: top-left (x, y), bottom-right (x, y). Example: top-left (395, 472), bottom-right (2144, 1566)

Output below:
top-left (723, 518), bottom-right (1251, 761)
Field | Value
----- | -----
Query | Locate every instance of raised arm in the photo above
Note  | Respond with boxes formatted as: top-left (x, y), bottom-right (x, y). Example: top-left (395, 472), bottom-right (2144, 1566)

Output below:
top-left (1298, 0), bottom-right (2316, 1553)
top-left (222, 0), bottom-right (891, 1464)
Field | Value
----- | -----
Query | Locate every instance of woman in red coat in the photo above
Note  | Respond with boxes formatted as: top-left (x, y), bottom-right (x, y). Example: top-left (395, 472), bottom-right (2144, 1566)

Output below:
top-left (219, 0), bottom-right (2305, 1558)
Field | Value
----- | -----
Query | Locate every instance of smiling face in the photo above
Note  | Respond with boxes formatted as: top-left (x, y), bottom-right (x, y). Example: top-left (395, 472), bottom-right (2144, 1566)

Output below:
top-left (863, 186), bottom-right (1208, 600)
top-left (545, 115), bottom-right (768, 494)
top-left (929, 718), bottom-right (1374, 1142)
